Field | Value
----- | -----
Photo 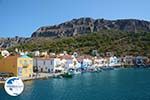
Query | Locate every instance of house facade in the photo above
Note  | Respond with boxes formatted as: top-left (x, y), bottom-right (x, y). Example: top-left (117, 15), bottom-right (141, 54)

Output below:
top-left (0, 55), bottom-right (33, 78)
top-left (77, 55), bottom-right (92, 69)
top-left (93, 57), bottom-right (108, 67)
top-left (123, 56), bottom-right (134, 66)
top-left (108, 56), bottom-right (121, 67)
top-left (59, 55), bottom-right (80, 70)
top-left (134, 56), bottom-right (149, 66)
top-left (34, 58), bottom-right (53, 73)
top-left (33, 57), bottom-right (65, 73)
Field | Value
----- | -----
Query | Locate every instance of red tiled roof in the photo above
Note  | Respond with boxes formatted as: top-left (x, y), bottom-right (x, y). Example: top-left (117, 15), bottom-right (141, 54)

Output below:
top-left (60, 55), bottom-right (73, 59)
top-left (77, 55), bottom-right (92, 61)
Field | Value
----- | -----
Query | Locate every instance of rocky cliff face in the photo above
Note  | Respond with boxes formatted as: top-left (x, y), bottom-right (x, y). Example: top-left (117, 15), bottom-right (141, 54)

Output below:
top-left (31, 17), bottom-right (150, 37)
top-left (1, 18), bottom-right (150, 49)
top-left (0, 36), bottom-right (30, 48)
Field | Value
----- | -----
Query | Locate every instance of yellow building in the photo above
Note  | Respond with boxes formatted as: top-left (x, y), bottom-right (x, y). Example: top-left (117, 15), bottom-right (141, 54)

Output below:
top-left (0, 55), bottom-right (33, 78)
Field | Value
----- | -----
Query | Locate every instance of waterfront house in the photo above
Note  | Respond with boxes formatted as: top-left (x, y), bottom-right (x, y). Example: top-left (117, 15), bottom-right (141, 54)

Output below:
top-left (108, 56), bottom-right (121, 67)
top-left (77, 55), bottom-right (92, 69)
top-left (93, 57), bottom-right (108, 67)
top-left (33, 57), bottom-right (64, 73)
top-left (53, 58), bottom-right (65, 73)
top-left (123, 56), bottom-right (134, 66)
top-left (33, 57), bottom-right (66, 73)
top-left (33, 57), bottom-right (53, 73)
top-left (0, 55), bottom-right (33, 78)
top-left (134, 56), bottom-right (149, 66)
top-left (60, 54), bottom-right (80, 69)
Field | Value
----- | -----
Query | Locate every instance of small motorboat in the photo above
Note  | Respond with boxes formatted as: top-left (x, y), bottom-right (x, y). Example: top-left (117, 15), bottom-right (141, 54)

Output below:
top-left (68, 68), bottom-right (81, 75)
top-left (61, 72), bottom-right (73, 78)
top-left (74, 70), bottom-right (81, 74)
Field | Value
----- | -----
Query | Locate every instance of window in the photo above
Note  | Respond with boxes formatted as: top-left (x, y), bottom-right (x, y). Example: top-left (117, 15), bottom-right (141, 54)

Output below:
top-left (19, 60), bottom-right (22, 64)
top-left (30, 60), bottom-right (33, 64)
top-left (28, 68), bottom-right (32, 73)
top-left (23, 66), bottom-right (28, 68)
top-left (51, 60), bottom-right (53, 65)
top-left (24, 60), bottom-right (28, 65)
top-left (43, 61), bottom-right (46, 65)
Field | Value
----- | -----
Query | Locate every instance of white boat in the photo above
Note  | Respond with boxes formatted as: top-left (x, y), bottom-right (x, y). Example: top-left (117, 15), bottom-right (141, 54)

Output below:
top-left (74, 70), bottom-right (81, 74)
top-left (68, 68), bottom-right (81, 75)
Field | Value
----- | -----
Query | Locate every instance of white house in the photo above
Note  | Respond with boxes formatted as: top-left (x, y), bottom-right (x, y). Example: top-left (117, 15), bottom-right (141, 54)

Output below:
top-left (94, 57), bottom-right (108, 68)
top-left (108, 56), bottom-right (121, 67)
top-left (33, 57), bottom-right (67, 73)
top-left (33, 58), bottom-right (53, 73)
top-left (52, 58), bottom-right (65, 73)
top-left (59, 55), bottom-right (80, 70)
top-left (123, 56), bottom-right (134, 66)
top-left (34, 51), bottom-right (40, 57)
top-left (77, 55), bottom-right (92, 69)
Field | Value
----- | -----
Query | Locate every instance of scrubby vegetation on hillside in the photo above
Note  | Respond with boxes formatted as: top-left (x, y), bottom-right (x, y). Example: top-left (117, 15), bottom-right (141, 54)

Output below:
top-left (8, 30), bottom-right (150, 57)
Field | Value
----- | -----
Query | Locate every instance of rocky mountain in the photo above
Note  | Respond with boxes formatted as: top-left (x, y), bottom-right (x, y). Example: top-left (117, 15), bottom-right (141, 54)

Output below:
top-left (1, 17), bottom-right (150, 49)
top-left (0, 36), bottom-right (30, 49)
top-left (31, 17), bottom-right (150, 37)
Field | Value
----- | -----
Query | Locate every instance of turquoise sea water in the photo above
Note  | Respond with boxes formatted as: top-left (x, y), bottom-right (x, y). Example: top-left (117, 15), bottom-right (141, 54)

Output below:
top-left (1, 68), bottom-right (150, 100)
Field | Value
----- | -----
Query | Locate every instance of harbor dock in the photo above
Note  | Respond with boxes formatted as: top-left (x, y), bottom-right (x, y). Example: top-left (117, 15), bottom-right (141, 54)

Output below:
top-left (0, 73), bottom-right (63, 84)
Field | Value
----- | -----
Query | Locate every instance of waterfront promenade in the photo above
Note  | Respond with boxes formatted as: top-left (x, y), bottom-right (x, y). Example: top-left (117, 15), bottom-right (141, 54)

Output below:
top-left (22, 73), bottom-right (63, 81)
top-left (0, 72), bottom-right (63, 84)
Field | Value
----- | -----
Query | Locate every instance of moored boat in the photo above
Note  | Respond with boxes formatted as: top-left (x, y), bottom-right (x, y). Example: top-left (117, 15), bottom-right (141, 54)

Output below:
top-left (61, 72), bottom-right (73, 78)
top-left (74, 69), bottom-right (81, 74)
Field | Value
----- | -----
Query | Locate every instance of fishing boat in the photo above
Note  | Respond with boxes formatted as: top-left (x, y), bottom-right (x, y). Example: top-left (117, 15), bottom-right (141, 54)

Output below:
top-left (61, 72), bottom-right (73, 78)
top-left (74, 69), bottom-right (81, 74)
top-left (68, 68), bottom-right (81, 75)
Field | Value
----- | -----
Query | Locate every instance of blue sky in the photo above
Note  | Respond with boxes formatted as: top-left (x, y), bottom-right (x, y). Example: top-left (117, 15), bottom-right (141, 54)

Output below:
top-left (0, 0), bottom-right (150, 37)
